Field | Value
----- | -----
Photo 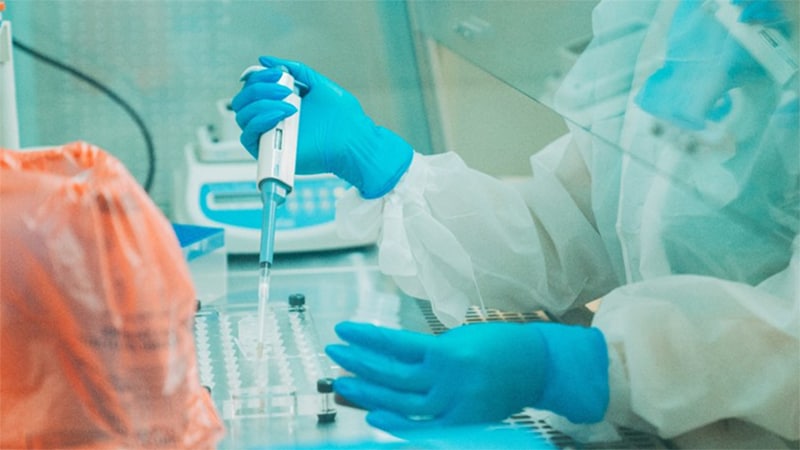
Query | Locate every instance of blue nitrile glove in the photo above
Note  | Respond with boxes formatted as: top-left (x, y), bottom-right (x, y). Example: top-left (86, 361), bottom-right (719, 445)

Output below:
top-left (325, 321), bottom-right (609, 432)
top-left (734, 0), bottom-right (791, 33)
top-left (635, 0), bottom-right (790, 130)
top-left (231, 56), bottom-right (414, 199)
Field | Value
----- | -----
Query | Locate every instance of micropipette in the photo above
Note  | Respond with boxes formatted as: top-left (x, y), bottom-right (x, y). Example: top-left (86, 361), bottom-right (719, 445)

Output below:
top-left (239, 65), bottom-right (306, 359)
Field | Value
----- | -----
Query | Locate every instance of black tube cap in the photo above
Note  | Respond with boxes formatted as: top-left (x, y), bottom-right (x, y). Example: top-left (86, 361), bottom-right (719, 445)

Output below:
top-left (289, 293), bottom-right (306, 307)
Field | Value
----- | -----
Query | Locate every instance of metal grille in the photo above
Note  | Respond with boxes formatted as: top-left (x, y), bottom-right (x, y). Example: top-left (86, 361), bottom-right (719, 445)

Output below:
top-left (498, 414), bottom-right (667, 449)
top-left (415, 301), bottom-right (549, 335)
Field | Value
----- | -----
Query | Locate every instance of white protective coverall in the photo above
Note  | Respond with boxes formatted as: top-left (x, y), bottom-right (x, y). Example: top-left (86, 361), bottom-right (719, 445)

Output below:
top-left (336, 0), bottom-right (799, 442)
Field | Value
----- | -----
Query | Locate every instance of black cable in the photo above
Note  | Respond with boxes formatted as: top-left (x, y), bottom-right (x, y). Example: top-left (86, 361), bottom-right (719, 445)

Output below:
top-left (11, 38), bottom-right (156, 193)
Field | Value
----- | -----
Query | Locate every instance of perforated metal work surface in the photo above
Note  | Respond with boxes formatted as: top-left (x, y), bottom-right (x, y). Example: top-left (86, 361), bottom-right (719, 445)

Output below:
top-left (498, 414), bottom-right (667, 450)
top-left (416, 302), bottom-right (549, 335)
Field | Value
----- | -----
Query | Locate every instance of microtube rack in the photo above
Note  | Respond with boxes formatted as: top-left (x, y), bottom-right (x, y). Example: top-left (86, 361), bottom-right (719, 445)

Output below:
top-left (194, 293), bottom-right (336, 422)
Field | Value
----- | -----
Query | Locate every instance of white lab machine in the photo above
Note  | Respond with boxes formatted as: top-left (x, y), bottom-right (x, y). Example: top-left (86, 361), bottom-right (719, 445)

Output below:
top-left (0, 1), bottom-right (20, 149)
top-left (174, 99), bottom-right (375, 254)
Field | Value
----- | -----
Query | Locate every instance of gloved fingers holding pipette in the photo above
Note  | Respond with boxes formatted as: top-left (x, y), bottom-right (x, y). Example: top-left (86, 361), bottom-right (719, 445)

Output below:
top-left (232, 67), bottom-right (298, 157)
top-left (325, 321), bottom-right (609, 433)
top-left (232, 56), bottom-right (414, 199)
top-left (635, 0), bottom-right (794, 131)
top-left (734, 0), bottom-right (791, 33)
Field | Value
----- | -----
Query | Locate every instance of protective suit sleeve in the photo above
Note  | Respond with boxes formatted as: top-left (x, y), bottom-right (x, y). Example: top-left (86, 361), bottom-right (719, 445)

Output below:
top-left (593, 236), bottom-right (800, 440)
top-left (336, 141), bottom-right (618, 327)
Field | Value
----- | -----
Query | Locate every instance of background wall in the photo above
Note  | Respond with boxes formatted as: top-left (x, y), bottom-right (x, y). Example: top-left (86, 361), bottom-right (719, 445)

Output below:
top-left (8, 0), bottom-right (429, 216)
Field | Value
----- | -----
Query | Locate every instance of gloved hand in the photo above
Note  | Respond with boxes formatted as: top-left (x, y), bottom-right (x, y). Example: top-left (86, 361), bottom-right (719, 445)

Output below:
top-left (734, 0), bottom-right (791, 33)
top-left (231, 56), bottom-right (414, 199)
top-left (635, 0), bottom-right (790, 130)
top-left (325, 321), bottom-right (609, 432)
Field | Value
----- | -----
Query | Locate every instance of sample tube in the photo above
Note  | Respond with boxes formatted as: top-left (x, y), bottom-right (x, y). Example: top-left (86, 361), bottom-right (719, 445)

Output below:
top-left (316, 377), bottom-right (337, 423)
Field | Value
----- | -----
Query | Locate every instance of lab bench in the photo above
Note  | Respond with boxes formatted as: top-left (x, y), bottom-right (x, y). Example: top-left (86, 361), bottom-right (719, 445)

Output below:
top-left (191, 245), bottom-right (668, 449)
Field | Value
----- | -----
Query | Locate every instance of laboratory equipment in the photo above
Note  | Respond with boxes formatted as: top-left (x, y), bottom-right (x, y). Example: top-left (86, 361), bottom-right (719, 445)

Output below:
top-left (316, 377), bottom-right (337, 423)
top-left (193, 292), bottom-right (336, 421)
top-left (233, 56), bottom-right (415, 200)
top-left (0, 0), bottom-right (20, 149)
top-left (239, 65), bottom-right (305, 268)
top-left (173, 99), bottom-right (373, 254)
top-left (239, 64), bottom-right (306, 362)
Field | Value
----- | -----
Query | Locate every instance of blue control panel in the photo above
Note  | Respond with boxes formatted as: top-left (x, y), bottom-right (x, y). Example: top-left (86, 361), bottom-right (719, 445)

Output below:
top-left (199, 177), bottom-right (350, 231)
